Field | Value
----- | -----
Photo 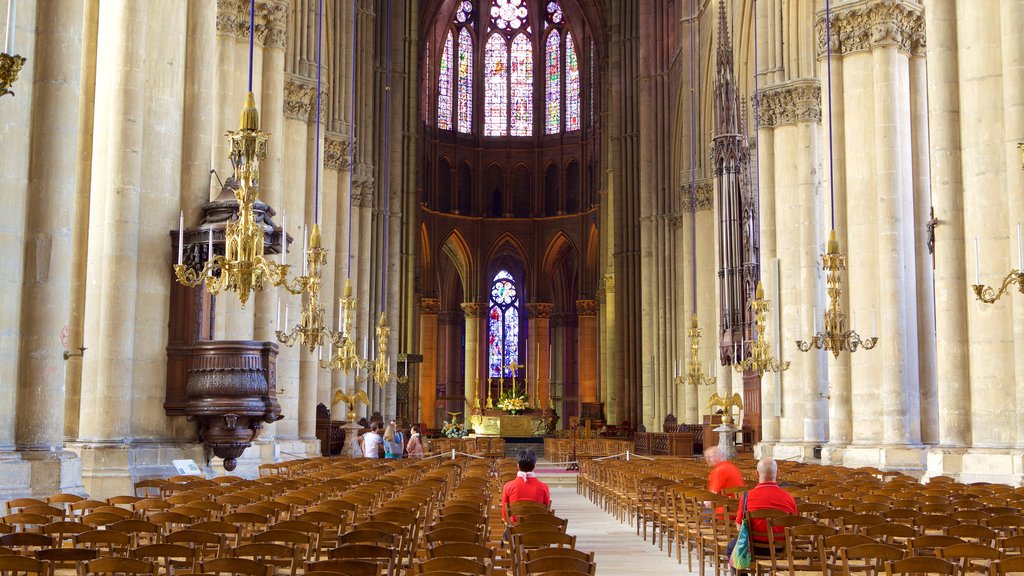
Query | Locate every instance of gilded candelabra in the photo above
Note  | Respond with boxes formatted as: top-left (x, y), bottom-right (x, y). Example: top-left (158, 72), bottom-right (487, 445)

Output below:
top-left (971, 144), bottom-right (1024, 304)
top-left (276, 224), bottom-right (345, 354)
top-left (0, 51), bottom-right (25, 97)
top-left (680, 314), bottom-right (717, 388)
top-left (734, 281), bottom-right (791, 375)
top-left (796, 230), bottom-right (878, 357)
top-left (320, 279), bottom-right (366, 373)
top-left (173, 93), bottom-right (306, 306)
top-left (369, 312), bottom-right (392, 388)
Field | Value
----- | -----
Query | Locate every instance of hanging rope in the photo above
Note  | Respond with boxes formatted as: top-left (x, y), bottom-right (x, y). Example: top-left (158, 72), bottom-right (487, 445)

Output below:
top-left (346, 0), bottom-right (357, 277)
top-left (314, 0), bottom-right (324, 224)
top-left (248, 0), bottom-right (255, 92)
top-left (753, 0), bottom-right (761, 249)
top-left (825, 0), bottom-right (835, 229)
top-left (689, 0), bottom-right (698, 311)
top-left (381, 0), bottom-right (392, 311)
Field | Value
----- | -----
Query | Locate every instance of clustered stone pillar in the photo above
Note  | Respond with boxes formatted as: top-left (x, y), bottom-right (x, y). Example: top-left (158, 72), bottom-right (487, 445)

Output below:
top-left (525, 303), bottom-right (554, 408)
top-left (576, 300), bottom-right (599, 404)
top-left (418, 299), bottom-right (439, 428)
top-left (461, 302), bottom-right (485, 412)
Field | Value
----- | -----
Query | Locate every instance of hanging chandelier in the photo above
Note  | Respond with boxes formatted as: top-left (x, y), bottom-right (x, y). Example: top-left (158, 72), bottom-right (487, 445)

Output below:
top-left (734, 282), bottom-right (790, 376)
top-left (681, 314), bottom-right (717, 388)
top-left (795, 0), bottom-right (877, 357)
top-left (0, 1), bottom-right (24, 98)
top-left (174, 2), bottom-right (306, 306)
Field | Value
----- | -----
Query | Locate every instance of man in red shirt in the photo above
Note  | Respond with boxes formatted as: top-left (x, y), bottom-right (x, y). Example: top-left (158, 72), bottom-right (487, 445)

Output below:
top-left (706, 446), bottom-right (744, 495)
top-left (501, 449), bottom-right (551, 522)
top-left (726, 458), bottom-right (797, 565)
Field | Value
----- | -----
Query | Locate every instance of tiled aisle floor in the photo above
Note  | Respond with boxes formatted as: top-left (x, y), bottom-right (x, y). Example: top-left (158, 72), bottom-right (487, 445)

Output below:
top-left (550, 486), bottom-right (701, 576)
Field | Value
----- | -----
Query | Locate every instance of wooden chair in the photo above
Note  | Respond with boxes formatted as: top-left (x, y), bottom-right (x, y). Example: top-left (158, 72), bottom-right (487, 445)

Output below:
top-left (911, 536), bottom-right (967, 558)
top-left (425, 543), bottom-right (495, 563)
top-left (822, 534), bottom-right (878, 576)
top-left (865, 524), bottom-right (919, 547)
top-left (131, 544), bottom-right (198, 576)
top-left (0, 534), bottom-right (54, 555)
top-left (227, 543), bottom-right (299, 576)
top-left (109, 520), bottom-right (161, 548)
top-left (992, 556), bottom-right (1024, 576)
top-left (305, 559), bottom-right (381, 576)
top-left (885, 556), bottom-right (958, 576)
top-left (163, 530), bottom-right (224, 560)
top-left (0, 555), bottom-right (49, 576)
top-left (935, 543), bottom-right (1001, 576)
top-left (197, 558), bottom-right (271, 576)
top-left (781, 525), bottom-right (835, 576)
top-left (188, 522), bottom-right (240, 549)
top-left (74, 530), bottom-right (132, 557)
top-left (35, 547), bottom-right (98, 576)
top-left (946, 525), bottom-right (998, 547)
top-left (839, 543), bottom-right (905, 576)
top-left (5, 499), bottom-right (47, 515)
top-left (2, 514), bottom-right (50, 533)
top-left (326, 544), bottom-right (395, 576)
top-left (84, 557), bottom-right (156, 576)
top-left (411, 557), bottom-right (490, 576)
top-left (520, 556), bottom-right (594, 576)
top-left (40, 521), bottom-right (90, 547)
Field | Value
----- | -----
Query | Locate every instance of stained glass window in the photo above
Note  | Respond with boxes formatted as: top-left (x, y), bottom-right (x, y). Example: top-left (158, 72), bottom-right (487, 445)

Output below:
top-left (565, 31), bottom-right (580, 131)
top-left (546, 0), bottom-right (563, 23)
top-left (457, 28), bottom-right (473, 133)
top-left (491, 0), bottom-right (528, 31)
top-left (545, 30), bottom-right (561, 134)
top-left (455, 0), bottom-right (473, 23)
top-left (488, 269), bottom-right (521, 377)
top-left (437, 31), bottom-right (454, 130)
top-left (510, 34), bottom-right (533, 136)
top-left (484, 34), bottom-right (508, 136)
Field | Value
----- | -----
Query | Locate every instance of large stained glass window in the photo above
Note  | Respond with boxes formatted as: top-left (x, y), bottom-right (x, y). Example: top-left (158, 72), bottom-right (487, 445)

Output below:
top-left (437, 31), bottom-right (454, 130)
top-left (565, 31), bottom-right (580, 131)
top-left (510, 34), bottom-right (533, 136)
top-left (457, 28), bottom-right (473, 133)
top-left (484, 34), bottom-right (508, 136)
top-left (491, 0), bottom-right (528, 31)
top-left (488, 269), bottom-right (521, 377)
top-left (544, 30), bottom-right (561, 134)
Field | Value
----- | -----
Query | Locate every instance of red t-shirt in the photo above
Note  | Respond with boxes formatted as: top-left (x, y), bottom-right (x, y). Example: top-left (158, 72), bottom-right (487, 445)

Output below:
top-left (735, 481), bottom-right (797, 542)
top-left (708, 461), bottom-right (744, 495)
top-left (501, 476), bottom-right (551, 521)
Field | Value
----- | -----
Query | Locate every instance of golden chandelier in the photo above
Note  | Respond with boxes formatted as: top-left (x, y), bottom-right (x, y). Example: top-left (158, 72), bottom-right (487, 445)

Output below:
top-left (678, 314), bottom-right (716, 388)
top-left (734, 281), bottom-right (790, 376)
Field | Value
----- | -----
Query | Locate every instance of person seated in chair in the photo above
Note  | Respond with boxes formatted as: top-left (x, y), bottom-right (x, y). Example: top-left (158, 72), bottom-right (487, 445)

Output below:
top-left (725, 458), bottom-right (797, 567)
top-left (501, 449), bottom-right (551, 523)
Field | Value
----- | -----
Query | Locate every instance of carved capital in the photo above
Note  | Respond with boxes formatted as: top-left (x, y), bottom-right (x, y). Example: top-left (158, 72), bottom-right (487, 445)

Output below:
top-left (325, 133), bottom-right (355, 172)
top-left (575, 299), bottom-right (598, 317)
top-left (284, 77), bottom-right (316, 121)
top-left (358, 183), bottom-right (376, 207)
top-left (680, 179), bottom-right (714, 213)
top-left (603, 274), bottom-right (615, 294)
top-left (260, 0), bottom-right (289, 50)
top-left (525, 303), bottom-right (555, 319)
top-left (755, 80), bottom-right (821, 128)
top-left (815, 0), bottom-right (925, 58)
top-left (420, 297), bottom-right (441, 315)
top-left (460, 302), bottom-right (488, 318)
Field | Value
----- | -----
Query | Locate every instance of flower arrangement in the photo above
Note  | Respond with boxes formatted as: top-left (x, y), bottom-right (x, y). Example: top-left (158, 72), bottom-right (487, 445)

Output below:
top-left (441, 415), bottom-right (467, 438)
top-left (497, 387), bottom-right (530, 414)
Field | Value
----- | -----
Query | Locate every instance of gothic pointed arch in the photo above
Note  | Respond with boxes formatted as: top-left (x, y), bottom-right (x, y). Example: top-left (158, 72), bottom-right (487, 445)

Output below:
top-left (440, 229), bottom-right (474, 297)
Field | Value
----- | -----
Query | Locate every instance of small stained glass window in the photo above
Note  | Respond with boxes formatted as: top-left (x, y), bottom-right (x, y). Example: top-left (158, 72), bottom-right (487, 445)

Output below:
top-left (491, 0), bottom-right (528, 31)
top-left (545, 29), bottom-right (561, 134)
top-left (484, 34), bottom-right (509, 136)
top-left (437, 31), bottom-right (454, 130)
top-left (510, 33), bottom-right (533, 136)
top-left (565, 31), bottom-right (580, 131)
top-left (457, 28), bottom-right (473, 133)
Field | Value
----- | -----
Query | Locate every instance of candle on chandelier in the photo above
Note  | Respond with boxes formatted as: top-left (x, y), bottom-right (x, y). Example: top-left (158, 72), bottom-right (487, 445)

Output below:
top-left (302, 225), bottom-right (308, 276)
top-left (207, 227), bottom-right (213, 260)
top-left (5, 0), bottom-right (15, 55)
top-left (852, 310), bottom-right (857, 332)
top-left (1017, 222), bottom-right (1022, 271)
top-left (673, 359), bottom-right (677, 375)
top-left (280, 211), bottom-right (287, 266)
top-left (338, 298), bottom-right (343, 331)
top-left (177, 211), bottom-right (184, 265)
top-left (975, 236), bottom-right (981, 285)
top-left (276, 297), bottom-right (281, 331)
top-left (284, 304), bottom-right (289, 329)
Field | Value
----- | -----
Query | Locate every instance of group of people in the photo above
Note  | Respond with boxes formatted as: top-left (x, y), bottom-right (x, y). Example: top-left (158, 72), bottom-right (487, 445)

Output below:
top-left (357, 420), bottom-right (425, 459)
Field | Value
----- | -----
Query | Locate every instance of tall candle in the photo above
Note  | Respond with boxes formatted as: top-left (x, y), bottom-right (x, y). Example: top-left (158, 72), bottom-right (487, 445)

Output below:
top-left (5, 0), bottom-right (15, 54)
top-left (302, 225), bottom-right (308, 276)
top-left (1017, 222), bottom-right (1022, 271)
top-left (284, 304), bottom-right (289, 329)
top-left (207, 227), bottom-right (213, 260)
top-left (338, 298), bottom-right (343, 331)
top-left (177, 211), bottom-right (184, 265)
top-left (280, 211), bottom-right (287, 265)
top-left (975, 236), bottom-right (981, 284)
top-left (276, 297), bottom-right (281, 331)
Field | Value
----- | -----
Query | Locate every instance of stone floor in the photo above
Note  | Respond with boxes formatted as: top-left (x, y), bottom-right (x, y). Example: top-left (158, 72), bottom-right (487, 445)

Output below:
top-left (550, 486), bottom-right (701, 576)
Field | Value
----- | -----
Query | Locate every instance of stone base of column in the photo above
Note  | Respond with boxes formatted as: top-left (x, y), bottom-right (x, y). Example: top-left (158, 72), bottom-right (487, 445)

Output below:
top-left (820, 443), bottom-right (850, 466)
top-left (208, 438), bottom-right (321, 478)
top-left (0, 451), bottom-right (85, 502)
top-left (755, 442), bottom-right (819, 462)
top-left (925, 448), bottom-right (1024, 486)
top-left (838, 444), bottom-right (927, 474)
top-left (68, 442), bottom-right (207, 500)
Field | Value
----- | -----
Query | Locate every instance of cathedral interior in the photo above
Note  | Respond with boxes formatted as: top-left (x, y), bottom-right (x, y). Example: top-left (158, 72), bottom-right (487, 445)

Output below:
top-left (0, 0), bottom-right (1022, 500)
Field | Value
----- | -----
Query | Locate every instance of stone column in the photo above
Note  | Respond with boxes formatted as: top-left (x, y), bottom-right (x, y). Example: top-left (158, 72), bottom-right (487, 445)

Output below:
top-left (419, 298), bottom-right (439, 428)
top-left (526, 303), bottom-right (554, 409)
top-left (925, 0), bottom-right (969, 448)
top-left (601, 275), bottom-right (617, 422)
top-left (15, 0), bottom-right (84, 452)
top-left (576, 300), bottom-right (599, 404)
top-left (79, 0), bottom-right (147, 444)
top-left (461, 302), bottom-right (486, 412)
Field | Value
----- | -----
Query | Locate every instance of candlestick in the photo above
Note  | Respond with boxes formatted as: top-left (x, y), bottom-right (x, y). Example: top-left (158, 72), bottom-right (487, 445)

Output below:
top-left (337, 298), bottom-right (343, 331)
top-left (852, 310), bottom-right (857, 332)
top-left (284, 304), bottom-right (289, 329)
top-left (975, 236), bottom-right (980, 285)
top-left (276, 297), bottom-right (281, 331)
top-left (280, 211), bottom-right (287, 265)
top-left (1018, 222), bottom-right (1022, 271)
top-left (302, 225), bottom-right (308, 276)
top-left (178, 211), bottom-right (184, 264)
top-left (207, 226), bottom-right (213, 260)
top-left (5, 0), bottom-right (14, 54)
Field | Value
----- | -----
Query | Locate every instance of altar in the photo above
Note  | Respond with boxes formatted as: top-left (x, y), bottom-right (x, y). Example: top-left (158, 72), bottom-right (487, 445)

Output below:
top-left (469, 410), bottom-right (559, 437)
